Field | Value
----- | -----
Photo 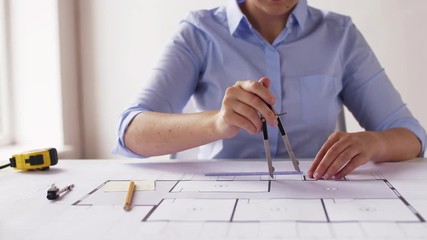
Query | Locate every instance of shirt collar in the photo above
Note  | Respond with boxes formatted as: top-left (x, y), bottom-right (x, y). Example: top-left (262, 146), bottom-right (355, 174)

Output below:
top-left (226, 0), bottom-right (308, 35)
top-left (292, 0), bottom-right (308, 30)
top-left (226, 0), bottom-right (246, 35)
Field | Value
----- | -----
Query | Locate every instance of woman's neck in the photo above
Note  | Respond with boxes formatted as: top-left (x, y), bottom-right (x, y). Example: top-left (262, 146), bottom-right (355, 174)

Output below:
top-left (240, 1), bottom-right (295, 44)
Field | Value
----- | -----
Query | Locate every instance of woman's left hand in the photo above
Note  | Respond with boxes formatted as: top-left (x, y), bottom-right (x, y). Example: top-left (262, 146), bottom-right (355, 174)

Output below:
top-left (307, 131), bottom-right (380, 180)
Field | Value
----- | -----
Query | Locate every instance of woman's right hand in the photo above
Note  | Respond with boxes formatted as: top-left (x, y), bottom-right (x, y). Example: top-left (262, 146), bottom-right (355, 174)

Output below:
top-left (214, 76), bottom-right (278, 138)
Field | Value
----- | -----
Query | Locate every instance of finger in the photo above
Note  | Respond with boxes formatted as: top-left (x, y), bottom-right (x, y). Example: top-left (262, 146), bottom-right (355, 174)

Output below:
top-left (321, 146), bottom-right (359, 180)
top-left (311, 138), bottom-right (353, 179)
top-left (224, 109), bottom-right (258, 134)
top-left (258, 76), bottom-right (271, 89)
top-left (307, 132), bottom-right (344, 178)
top-left (307, 146), bottom-right (330, 178)
top-left (334, 154), bottom-right (368, 179)
top-left (258, 77), bottom-right (278, 126)
top-left (223, 86), bottom-right (266, 133)
top-left (233, 81), bottom-right (277, 126)
top-left (236, 80), bottom-right (276, 106)
top-left (307, 156), bottom-right (322, 178)
top-left (231, 100), bottom-right (263, 133)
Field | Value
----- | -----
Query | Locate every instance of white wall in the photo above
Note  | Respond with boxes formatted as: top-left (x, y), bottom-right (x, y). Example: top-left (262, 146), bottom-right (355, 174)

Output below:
top-left (77, 0), bottom-right (427, 158)
top-left (309, 0), bottom-right (427, 133)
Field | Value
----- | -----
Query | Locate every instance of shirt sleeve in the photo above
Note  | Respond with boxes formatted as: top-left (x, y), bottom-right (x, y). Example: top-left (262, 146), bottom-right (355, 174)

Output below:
top-left (340, 20), bottom-right (426, 156)
top-left (113, 17), bottom-right (210, 158)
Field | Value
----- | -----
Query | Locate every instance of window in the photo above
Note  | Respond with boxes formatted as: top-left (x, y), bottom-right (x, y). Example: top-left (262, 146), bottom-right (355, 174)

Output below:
top-left (0, 0), bottom-right (11, 146)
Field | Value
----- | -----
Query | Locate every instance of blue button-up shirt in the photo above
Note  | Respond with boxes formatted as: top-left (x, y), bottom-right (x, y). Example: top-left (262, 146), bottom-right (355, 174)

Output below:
top-left (115, 0), bottom-right (426, 159)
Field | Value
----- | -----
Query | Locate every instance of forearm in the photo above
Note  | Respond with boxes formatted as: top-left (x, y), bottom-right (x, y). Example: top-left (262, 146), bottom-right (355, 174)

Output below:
top-left (371, 128), bottom-right (422, 162)
top-left (124, 111), bottom-right (224, 157)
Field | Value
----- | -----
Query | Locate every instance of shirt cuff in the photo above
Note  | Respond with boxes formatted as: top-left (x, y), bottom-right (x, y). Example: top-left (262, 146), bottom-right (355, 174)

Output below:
top-left (113, 110), bottom-right (146, 158)
top-left (390, 121), bottom-right (427, 158)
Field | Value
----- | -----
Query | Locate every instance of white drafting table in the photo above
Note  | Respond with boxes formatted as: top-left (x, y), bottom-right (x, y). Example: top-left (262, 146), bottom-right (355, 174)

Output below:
top-left (1, 158), bottom-right (427, 240)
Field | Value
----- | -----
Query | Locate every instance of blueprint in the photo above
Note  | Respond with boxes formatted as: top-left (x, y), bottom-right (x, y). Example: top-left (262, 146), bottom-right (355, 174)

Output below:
top-left (74, 176), bottom-right (422, 223)
top-left (4, 159), bottom-right (427, 240)
top-left (71, 160), bottom-right (427, 239)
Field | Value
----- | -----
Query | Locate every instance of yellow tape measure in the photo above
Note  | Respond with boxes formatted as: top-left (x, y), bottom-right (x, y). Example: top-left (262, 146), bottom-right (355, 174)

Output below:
top-left (1, 148), bottom-right (58, 170)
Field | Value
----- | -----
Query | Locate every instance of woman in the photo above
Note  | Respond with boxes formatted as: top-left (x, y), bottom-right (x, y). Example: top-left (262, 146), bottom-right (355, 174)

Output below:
top-left (116, 0), bottom-right (426, 179)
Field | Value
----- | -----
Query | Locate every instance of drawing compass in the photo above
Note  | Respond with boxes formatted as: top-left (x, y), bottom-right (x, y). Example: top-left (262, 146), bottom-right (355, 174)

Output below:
top-left (260, 106), bottom-right (300, 178)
